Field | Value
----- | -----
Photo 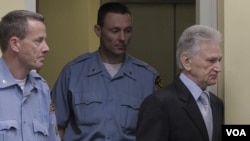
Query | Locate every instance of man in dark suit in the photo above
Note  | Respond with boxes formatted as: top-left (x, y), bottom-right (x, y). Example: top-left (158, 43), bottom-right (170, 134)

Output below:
top-left (136, 25), bottom-right (224, 141)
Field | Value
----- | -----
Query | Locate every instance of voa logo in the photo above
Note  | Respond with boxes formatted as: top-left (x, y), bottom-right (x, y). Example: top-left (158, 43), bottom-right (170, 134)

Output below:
top-left (226, 129), bottom-right (246, 136)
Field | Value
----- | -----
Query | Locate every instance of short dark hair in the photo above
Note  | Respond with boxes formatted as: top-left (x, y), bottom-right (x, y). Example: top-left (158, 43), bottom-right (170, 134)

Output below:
top-left (97, 2), bottom-right (132, 27)
top-left (0, 10), bottom-right (44, 53)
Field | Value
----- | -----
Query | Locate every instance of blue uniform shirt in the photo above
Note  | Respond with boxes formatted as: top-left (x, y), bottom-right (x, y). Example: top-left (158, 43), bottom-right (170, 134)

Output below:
top-left (0, 58), bottom-right (60, 141)
top-left (51, 51), bottom-right (159, 141)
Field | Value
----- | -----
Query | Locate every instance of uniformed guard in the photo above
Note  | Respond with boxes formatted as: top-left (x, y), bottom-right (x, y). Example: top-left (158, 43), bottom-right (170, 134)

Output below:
top-left (0, 10), bottom-right (60, 141)
top-left (51, 2), bottom-right (160, 141)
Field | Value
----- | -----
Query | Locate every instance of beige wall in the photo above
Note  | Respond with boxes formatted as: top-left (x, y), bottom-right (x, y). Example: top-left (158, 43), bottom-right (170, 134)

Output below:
top-left (0, 0), bottom-right (35, 56)
top-left (222, 0), bottom-right (250, 124)
top-left (0, 0), bottom-right (25, 57)
top-left (38, 0), bottom-right (99, 88)
top-left (0, 0), bottom-right (25, 16)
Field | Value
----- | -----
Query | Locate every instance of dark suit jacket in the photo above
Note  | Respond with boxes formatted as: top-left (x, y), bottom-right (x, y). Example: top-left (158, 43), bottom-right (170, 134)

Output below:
top-left (136, 77), bottom-right (224, 141)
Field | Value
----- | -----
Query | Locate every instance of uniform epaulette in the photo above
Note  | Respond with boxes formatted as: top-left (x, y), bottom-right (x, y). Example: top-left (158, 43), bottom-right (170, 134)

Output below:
top-left (129, 55), bottom-right (158, 75)
top-left (71, 52), bottom-right (92, 64)
top-left (128, 54), bottom-right (162, 89)
top-left (61, 52), bottom-right (92, 71)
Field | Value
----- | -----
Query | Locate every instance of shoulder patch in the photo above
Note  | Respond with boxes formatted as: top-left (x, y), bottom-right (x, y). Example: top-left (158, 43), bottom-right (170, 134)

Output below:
top-left (155, 75), bottom-right (163, 89)
top-left (50, 102), bottom-right (55, 113)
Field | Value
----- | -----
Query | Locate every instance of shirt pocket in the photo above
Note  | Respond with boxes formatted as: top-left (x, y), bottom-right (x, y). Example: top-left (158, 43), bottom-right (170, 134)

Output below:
top-left (0, 120), bottom-right (18, 141)
top-left (120, 98), bottom-right (140, 130)
top-left (33, 120), bottom-right (48, 141)
top-left (73, 91), bottom-right (104, 125)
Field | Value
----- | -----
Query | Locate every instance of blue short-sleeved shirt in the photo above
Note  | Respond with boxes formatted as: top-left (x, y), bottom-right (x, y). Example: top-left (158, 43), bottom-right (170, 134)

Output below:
top-left (0, 58), bottom-right (60, 141)
top-left (51, 51), bottom-right (159, 141)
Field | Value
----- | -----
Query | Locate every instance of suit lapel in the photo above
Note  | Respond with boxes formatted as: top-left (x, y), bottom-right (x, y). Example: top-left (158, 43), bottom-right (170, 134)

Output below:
top-left (174, 78), bottom-right (210, 141)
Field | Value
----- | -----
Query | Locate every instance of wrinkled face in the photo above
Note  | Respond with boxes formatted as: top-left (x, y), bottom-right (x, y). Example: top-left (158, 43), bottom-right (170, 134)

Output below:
top-left (17, 19), bottom-right (49, 71)
top-left (95, 12), bottom-right (133, 59)
top-left (182, 40), bottom-right (223, 89)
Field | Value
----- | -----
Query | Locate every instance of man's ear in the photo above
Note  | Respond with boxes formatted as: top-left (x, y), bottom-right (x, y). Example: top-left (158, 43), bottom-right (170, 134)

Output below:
top-left (9, 36), bottom-right (20, 52)
top-left (94, 24), bottom-right (101, 38)
top-left (180, 53), bottom-right (191, 71)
